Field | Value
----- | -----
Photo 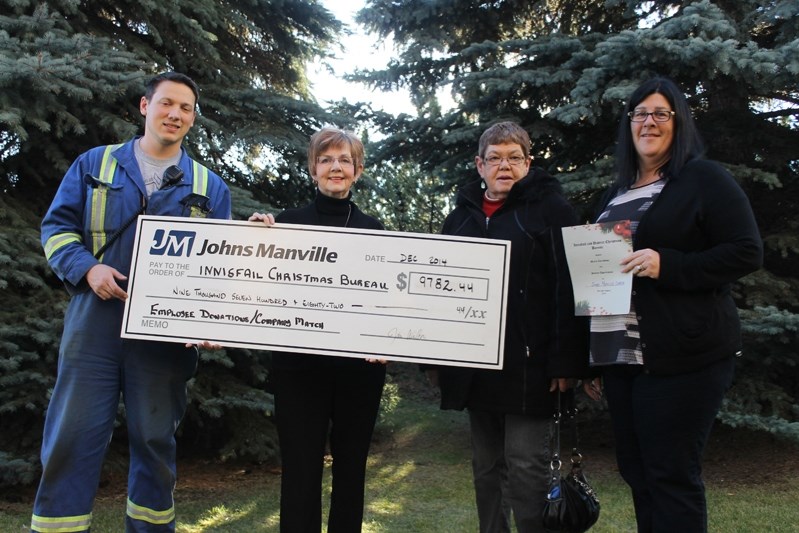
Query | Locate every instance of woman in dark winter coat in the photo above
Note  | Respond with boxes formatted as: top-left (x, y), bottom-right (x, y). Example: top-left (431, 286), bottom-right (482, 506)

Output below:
top-left (430, 121), bottom-right (589, 533)
top-left (250, 127), bottom-right (386, 533)
top-left (583, 77), bottom-right (762, 533)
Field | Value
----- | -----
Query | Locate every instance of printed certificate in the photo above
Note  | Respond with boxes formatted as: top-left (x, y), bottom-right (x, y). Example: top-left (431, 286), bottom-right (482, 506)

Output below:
top-left (121, 216), bottom-right (511, 369)
top-left (561, 221), bottom-right (633, 316)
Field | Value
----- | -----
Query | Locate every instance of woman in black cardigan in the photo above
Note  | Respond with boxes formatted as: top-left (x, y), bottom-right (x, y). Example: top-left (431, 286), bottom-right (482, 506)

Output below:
top-left (250, 127), bottom-right (385, 533)
top-left (584, 78), bottom-right (762, 532)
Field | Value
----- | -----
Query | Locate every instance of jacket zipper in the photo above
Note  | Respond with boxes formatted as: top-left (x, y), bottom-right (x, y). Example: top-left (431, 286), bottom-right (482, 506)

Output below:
top-left (466, 191), bottom-right (532, 412)
top-left (515, 207), bottom-right (534, 413)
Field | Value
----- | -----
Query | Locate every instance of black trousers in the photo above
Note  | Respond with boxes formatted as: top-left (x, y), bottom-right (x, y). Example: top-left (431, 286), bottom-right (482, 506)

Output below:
top-left (273, 358), bottom-right (386, 533)
top-left (603, 356), bottom-right (734, 533)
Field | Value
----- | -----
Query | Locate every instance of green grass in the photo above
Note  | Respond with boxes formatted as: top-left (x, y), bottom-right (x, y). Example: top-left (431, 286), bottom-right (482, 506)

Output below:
top-left (3, 371), bottom-right (799, 532)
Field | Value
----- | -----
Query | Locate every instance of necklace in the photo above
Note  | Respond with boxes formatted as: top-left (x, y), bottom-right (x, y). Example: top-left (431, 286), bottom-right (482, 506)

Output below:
top-left (484, 191), bottom-right (503, 202)
top-left (633, 170), bottom-right (663, 189)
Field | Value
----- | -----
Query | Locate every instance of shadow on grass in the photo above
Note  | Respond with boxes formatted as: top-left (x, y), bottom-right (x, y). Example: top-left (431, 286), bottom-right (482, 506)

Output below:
top-left (3, 364), bottom-right (799, 532)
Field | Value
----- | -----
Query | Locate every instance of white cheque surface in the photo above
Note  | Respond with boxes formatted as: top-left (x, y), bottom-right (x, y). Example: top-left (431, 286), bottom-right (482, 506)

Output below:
top-left (122, 216), bottom-right (510, 369)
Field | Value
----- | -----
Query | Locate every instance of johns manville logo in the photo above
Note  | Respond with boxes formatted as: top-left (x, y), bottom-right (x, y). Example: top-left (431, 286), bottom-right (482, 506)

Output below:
top-left (148, 229), bottom-right (340, 263)
top-left (150, 230), bottom-right (197, 257)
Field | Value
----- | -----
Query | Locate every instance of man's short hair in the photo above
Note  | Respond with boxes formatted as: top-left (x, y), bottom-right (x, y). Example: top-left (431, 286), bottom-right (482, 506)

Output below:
top-left (144, 72), bottom-right (200, 107)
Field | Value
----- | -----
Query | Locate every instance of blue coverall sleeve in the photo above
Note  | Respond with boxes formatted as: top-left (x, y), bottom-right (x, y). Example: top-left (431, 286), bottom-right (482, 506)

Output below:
top-left (41, 151), bottom-right (100, 293)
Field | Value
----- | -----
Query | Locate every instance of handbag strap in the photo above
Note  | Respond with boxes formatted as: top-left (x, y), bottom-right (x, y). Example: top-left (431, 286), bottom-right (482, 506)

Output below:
top-left (566, 391), bottom-right (585, 469)
top-left (549, 391), bottom-right (563, 473)
top-left (549, 390), bottom-right (583, 472)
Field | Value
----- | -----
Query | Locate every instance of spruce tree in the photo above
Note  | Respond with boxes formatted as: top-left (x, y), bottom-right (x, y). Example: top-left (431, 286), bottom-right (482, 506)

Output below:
top-left (354, 0), bottom-right (799, 438)
top-left (0, 0), bottom-right (345, 487)
top-left (2, 0), bottom-right (345, 209)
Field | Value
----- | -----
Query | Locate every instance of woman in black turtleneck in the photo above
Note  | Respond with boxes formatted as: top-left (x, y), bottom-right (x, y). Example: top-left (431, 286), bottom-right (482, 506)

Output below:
top-left (251, 127), bottom-right (385, 533)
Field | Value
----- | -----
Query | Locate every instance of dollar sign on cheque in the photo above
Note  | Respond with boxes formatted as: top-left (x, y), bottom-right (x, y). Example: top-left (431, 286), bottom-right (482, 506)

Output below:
top-left (396, 272), bottom-right (407, 291)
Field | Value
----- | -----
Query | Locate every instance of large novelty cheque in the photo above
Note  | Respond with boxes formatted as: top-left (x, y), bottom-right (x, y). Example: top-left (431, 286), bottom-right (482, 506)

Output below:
top-left (121, 216), bottom-right (511, 369)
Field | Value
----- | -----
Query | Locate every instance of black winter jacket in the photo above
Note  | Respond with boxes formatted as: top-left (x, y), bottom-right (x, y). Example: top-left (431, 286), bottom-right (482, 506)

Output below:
top-left (598, 159), bottom-right (762, 375)
top-left (436, 168), bottom-right (589, 417)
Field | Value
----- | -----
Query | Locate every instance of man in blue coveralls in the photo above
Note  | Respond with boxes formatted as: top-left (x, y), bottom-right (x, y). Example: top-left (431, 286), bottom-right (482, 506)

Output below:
top-left (33, 72), bottom-right (231, 532)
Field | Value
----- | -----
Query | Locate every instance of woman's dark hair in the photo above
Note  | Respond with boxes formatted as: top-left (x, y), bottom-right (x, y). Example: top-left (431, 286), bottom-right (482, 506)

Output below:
top-left (614, 77), bottom-right (705, 187)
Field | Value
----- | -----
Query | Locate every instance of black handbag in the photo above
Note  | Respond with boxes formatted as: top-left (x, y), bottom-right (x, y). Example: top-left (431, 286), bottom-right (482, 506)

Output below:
top-left (542, 391), bottom-right (600, 532)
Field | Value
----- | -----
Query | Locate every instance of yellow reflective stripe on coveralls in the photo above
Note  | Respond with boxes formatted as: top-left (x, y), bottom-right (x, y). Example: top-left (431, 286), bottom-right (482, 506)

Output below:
top-left (30, 512), bottom-right (92, 532)
top-left (127, 498), bottom-right (176, 525)
top-left (189, 160), bottom-right (210, 217)
top-left (90, 144), bottom-right (123, 258)
top-left (44, 232), bottom-right (82, 261)
top-left (192, 160), bottom-right (208, 195)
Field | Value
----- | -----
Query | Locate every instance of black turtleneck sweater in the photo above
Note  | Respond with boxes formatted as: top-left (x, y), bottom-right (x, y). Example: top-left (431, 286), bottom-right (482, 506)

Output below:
top-left (272, 190), bottom-right (384, 368)
top-left (275, 190), bottom-right (383, 231)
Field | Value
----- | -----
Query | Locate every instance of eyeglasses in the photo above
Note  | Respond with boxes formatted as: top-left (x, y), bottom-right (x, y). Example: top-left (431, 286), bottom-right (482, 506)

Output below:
top-left (317, 156), bottom-right (354, 167)
top-left (483, 155), bottom-right (527, 166)
top-left (628, 110), bottom-right (675, 122)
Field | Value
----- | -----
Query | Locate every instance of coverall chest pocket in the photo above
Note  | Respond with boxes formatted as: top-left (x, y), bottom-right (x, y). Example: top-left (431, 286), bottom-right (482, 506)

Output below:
top-left (147, 189), bottom-right (212, 219)
top-left (83, 177), bottom-right (125, 239)
top-left (180, 193), bottom-right (212, 218)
